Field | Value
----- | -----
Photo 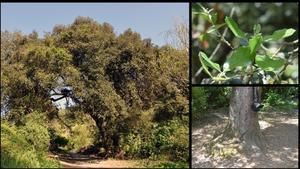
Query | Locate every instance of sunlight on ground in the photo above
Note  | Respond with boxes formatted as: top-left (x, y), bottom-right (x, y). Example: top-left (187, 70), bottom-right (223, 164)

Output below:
top-left (259, 120), bottom-right (273, 130)
top-left (283, 118), bottom-right (298, 125)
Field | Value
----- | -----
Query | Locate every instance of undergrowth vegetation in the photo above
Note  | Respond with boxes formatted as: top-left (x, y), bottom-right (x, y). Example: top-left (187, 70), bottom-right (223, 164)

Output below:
top-left (49, 109), bottom-right (97, 152)
top-left (1, 112), bottom-right (61, 168)
top-left (262, 87), bottom-right (298, 111)
top-left (192, 86), bottom-right (298, 121)
top-left (192, 87), bottom-right (231, 120)
top-left (122, 117), bottom-right (189, 162)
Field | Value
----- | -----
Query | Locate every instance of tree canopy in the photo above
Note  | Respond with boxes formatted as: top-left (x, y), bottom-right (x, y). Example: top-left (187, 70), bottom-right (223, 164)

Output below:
top-left (1, 16), bottom-right (188, 160)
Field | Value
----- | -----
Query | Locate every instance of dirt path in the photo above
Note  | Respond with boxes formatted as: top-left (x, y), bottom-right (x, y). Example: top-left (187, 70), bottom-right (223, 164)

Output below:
top-left (49, 152), bottom-right (140, 168)
top-left (192, 110), bottom-right (298, 168)
top-left (59, 159), bottom-right (139, 168)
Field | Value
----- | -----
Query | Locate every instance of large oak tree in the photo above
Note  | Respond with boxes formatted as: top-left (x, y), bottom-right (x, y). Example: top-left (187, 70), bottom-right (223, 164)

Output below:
top-left (1, 16), bottom-right (188, 156)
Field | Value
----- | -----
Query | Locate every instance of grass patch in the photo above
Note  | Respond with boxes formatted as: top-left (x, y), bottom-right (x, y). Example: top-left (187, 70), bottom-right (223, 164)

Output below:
top-left (150, 161), bottom-right (188, 168)
top-left (138, 159), bottom-right (188, 168)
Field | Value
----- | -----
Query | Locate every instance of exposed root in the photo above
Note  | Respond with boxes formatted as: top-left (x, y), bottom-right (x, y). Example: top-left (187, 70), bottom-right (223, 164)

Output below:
top-left (205, 120), bottom-right (267, 159)
top-left (205, 121), bottom-right (239, 158)
top-left (242, 129), bottom-right (267, 154)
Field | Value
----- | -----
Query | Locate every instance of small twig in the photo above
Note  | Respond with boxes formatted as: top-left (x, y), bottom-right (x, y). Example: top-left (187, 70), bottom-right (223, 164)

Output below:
top-left (282, 39), bottom-right (298, 45)
top-left (273, 40), bottom-right (298, 57)
top-left (287, 47), bottom-right (298, 55)
top-left (220, 37), bottom-right (234, 49)
top-left (261, 44), bottom-right (269, 52)
top-left (262, 39), bottom-right (298, 56)
top-left (278, 49), bottom-right (298, 75)
top-left (279, 61), bottom-right (291, 75)
top-left (271, 45), bottom-right (283, 57)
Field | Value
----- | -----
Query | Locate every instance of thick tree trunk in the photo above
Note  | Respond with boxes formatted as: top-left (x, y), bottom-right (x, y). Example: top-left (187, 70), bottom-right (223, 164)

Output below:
top-left (90, 114), bottom-right (117, 157)
top-left (229, 87), bottom-right (266, 151)
top-left (90, 115), bottom-right (108, 154)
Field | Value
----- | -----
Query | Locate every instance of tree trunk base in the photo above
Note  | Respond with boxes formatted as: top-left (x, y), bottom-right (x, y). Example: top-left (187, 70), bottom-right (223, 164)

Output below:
top-left (206, 120), bottom-right (267, 158)
top-left (241, 128), bottom-right (267, 153)
top-left (205, 121), bottom-right (236, 156)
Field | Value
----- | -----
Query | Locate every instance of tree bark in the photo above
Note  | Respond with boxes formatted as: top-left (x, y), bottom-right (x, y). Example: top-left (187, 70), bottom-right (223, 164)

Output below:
top-left (90, 114), bottom-right (116, 157)
top-left (229, 87), bottom-right (266, 151)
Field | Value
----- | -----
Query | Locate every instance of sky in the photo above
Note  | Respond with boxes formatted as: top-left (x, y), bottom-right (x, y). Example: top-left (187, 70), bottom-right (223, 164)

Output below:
top-left (1, 3), bottom-right (188, 46)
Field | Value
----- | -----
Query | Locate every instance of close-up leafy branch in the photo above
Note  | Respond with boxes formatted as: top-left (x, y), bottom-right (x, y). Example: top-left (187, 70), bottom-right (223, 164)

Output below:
top-left (192, 3), bottom-right (298, 84)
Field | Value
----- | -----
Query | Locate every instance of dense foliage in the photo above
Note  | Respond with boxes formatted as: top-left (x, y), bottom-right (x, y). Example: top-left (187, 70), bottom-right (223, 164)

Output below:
top-left (1, 112), bottom-right (61, 168)
top-left (261, 87), bottom-right (298, 111)
top-left (192, 87), bottom-right (231, 120)
top-left (192, 3), bottom-right (298, 84)
top-left (1, 16), bottom-right (188, 167)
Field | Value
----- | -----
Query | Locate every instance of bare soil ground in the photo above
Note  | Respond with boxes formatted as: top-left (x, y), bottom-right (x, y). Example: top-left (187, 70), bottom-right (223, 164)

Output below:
top-left (192, 108), bottom-right (298, 168)
top-left (49, 152), bottom-right (140, 168)
top-left (59, 159), bottom-right (139, 168)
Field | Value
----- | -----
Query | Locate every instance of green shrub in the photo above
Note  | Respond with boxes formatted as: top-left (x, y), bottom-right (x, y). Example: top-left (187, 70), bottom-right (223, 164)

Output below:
top-left (123, 117), bottom-right (188, 162)
top-left (122, 133), bottom-right (142, 157)
top-left (265, 91), bottom-right (283, 106)
top-left (48, 110), bottom-right (97, 152)
top-left (162, 119), bottom-right (189, 162)
top-left (1, 119), bottom-right (60, 168)
top-left (168, 120), bottom-right (189, 162)
top-left (214, 93), bottom-right (228, 107)
top-left (263, 88), bottom-right (298, 111)
top-left (154, 125), bottom-right (172, 148)
top-left (192, 87), bottom-right (208, 119)
top-left (67, 124), bottom-right (96, 152)
top-left (18, 111), bottom-right (50, 151)
top-left (192, 87), bottom-right (231, 120)
top-left (262, 87), bottom-right (298, 101)
top-left (149, 161), bottom-right (189, 168)
top-left (206, 87), bottom-right (231, 108)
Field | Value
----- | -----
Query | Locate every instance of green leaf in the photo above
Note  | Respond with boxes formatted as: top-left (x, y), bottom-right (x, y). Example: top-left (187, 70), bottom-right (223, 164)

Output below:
top-left (199, 12), bottom-right (210, 22)
top-left (207, 23), bottom-right (226, 34)
top-left (199, 51), bottom-right (221, 73)
top-left (199, 33), bottom-right (208, 42)
top-left (264, 28), bottom-right (296, 42)
top-left (248, 34), bottom-right (262, 57)
top-left (199, 52), bottom-right (213, 78)
top-left (228, 46), bottom-right (252, 70)
top-left (198, 3), bottom-right (208, 13)
top-left (225, 16), bottom-right (246, 38)
top-left (211, 12), bottom-right (217, 25)
top-left (200, 12), bottom-right (217, 24)
top-left (253, 24), bottom-right (261, 35)
top-left (255, 55), bottom-right (285, 71)
top-left (192, 3), bottom-right (202, 13)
